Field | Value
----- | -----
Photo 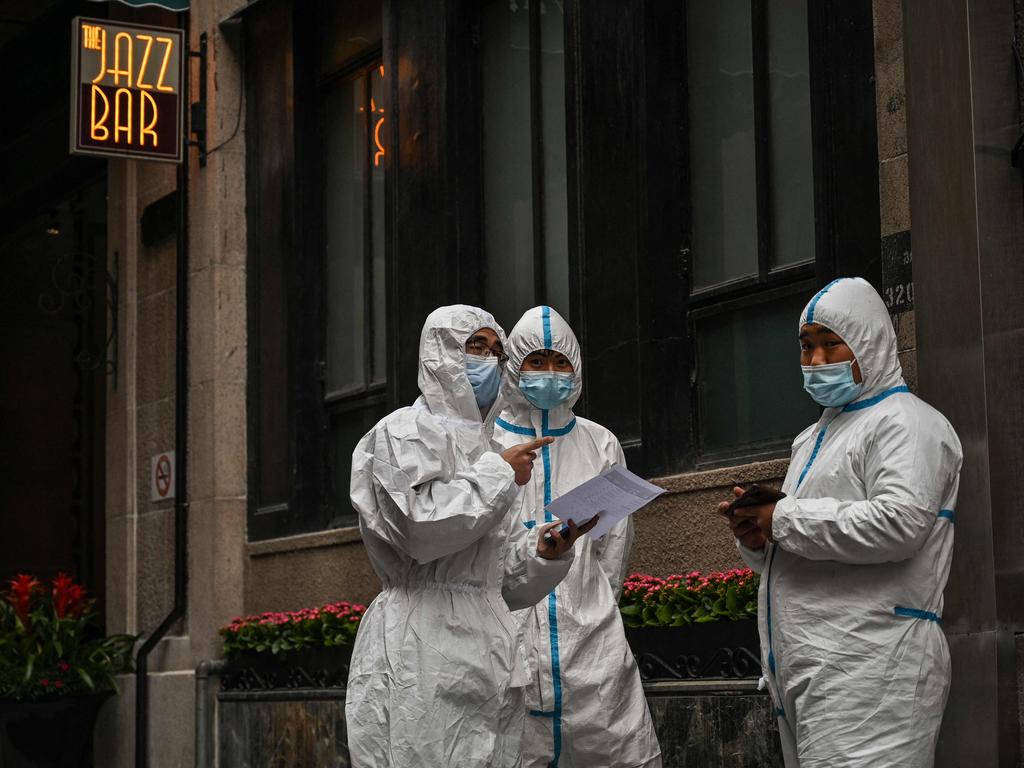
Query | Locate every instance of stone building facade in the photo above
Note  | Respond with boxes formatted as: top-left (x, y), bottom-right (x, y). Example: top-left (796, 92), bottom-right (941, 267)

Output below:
top-left (0, 0), bottom-right (1020, 765)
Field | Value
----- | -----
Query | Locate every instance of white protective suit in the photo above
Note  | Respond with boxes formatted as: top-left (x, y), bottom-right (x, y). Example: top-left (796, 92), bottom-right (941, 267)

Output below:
top-left (740, 278), bottom-right (962, 767)
top-left (345, 305), bottom-right (576, 768)
top-left (493, 306), bottom-right (662, 768)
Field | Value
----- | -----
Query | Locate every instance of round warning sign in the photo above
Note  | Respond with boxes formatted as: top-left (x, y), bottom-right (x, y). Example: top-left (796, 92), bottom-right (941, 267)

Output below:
top-left (151, 451), bottom-right (176, 502)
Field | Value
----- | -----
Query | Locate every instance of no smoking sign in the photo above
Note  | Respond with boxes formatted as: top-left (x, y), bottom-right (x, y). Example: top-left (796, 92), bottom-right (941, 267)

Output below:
top-left (150, 451), bottom-right (176, 502)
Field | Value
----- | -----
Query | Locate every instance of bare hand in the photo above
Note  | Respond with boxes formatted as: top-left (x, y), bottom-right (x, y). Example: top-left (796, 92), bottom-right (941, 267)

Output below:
top-left (717, 486), bottom-right (773, 550)
top-left (500, 437), bottom-right (555, 486)
top-left (536, 516), bottom-right (600, 560)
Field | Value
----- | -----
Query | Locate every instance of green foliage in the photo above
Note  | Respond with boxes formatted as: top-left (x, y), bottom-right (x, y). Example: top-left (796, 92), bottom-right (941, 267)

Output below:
top-left (220, 601), bottom-right (366, 659)
top-left (619, 569), bottom-right (759, 629)
top-left (0, 574), bottom-right (136, 701)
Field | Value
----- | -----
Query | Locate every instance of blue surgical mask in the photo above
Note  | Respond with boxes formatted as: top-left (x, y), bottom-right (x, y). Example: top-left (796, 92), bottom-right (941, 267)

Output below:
top-left (466, 354), bottom-right (501, 411)
top-left (518, 371), bottom-right (575, 410)
top-left (802, 360), bottom-right (864, 408)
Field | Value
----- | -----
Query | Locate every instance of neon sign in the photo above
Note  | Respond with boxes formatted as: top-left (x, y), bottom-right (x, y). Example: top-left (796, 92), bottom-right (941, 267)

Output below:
top-left (70, 17), bottom-right (184, 163)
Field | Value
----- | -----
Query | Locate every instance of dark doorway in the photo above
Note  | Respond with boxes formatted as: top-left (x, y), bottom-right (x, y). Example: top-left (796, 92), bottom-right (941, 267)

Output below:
top-left (0, 0), bottom-right (110, 621)
top-left (0, 176), bottom-right (109, 619)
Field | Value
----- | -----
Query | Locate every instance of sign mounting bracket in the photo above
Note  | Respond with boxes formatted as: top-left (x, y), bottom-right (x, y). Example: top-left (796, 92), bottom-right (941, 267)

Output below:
top-left (187, 31), bottom-right (207, 166)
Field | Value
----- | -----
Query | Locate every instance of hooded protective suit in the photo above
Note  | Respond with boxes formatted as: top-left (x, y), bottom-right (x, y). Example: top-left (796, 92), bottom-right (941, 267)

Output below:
top-left (740, 278), bottom-right (962, 767)
top-left (346, 305), bottom-right (576, 768)
top-left (493, 306), bottom-right (661, 768)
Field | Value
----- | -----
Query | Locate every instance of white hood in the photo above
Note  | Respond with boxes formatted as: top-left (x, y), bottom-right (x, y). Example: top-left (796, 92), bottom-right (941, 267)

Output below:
top-left (500, 305), bottom-right (582, 426)
top-left (798, 277), bottom-right (904, 401)
top-left (416, 304), bottom-right (507, 421)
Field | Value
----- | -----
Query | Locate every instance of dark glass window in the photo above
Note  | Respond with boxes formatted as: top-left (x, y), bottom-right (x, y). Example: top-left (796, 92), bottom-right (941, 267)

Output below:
top-left (685, 0), bottom-right (819, 464)
top-left (479, 0), bottom-right (569, 332)
top-left (321, 60), bottom-right (388, 528)
top-left (247, 0), bottom-right (385, 539)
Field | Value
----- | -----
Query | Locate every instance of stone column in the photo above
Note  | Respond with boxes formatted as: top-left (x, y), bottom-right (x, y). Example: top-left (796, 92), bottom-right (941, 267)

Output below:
top-left (904, 0), bottom-right (1024, 764)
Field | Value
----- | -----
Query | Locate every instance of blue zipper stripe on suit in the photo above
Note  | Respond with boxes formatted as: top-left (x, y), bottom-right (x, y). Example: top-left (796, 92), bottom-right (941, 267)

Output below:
top-left (795, 385), bottom-right (911, 491)
top-left (519, 308), bottom-right (565, 765)
top-left (804, 278), bottom-right (843, 323)
top-left (542, 407), bottom-right (563, 766)
top-left (768, 382), bottom-right (909, 716)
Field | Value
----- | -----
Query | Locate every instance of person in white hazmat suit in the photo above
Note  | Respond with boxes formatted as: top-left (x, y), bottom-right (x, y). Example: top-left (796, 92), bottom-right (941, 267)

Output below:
top-left (493, 305), bottom-right (662, 768)
top-left (720, 278), bottom-right (962, 768)
top-left (345, 305), bottom-right (597, 768)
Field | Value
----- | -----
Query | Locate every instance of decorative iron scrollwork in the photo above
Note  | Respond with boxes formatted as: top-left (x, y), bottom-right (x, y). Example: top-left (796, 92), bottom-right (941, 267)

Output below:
top-left (37, 250), bottom-right (118, 386)
top-left (220, 661), bottom-right (350, 692)
top-left (633, 646), bottom-right (762, 681)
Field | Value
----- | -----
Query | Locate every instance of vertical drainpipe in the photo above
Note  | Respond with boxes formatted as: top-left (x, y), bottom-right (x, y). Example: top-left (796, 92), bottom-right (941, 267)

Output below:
top-left (134, 12), bottom-right (191, 767)
top-left (194, 660), bottom-right (227, 768)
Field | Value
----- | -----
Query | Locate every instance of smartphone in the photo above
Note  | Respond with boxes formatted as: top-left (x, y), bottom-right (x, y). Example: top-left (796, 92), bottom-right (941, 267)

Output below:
top-left (724, 484), bottom-right (786, 516)
top-left (542, 516), bottom-right (595, 544)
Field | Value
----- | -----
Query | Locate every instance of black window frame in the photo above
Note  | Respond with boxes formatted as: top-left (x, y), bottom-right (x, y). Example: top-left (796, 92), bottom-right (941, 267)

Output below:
top-left (318, 49), bottom-right (388, 530)
top-left (677, 0), bottom-right (881, 470)
top-left (246, 1), bottom-right (389, 541)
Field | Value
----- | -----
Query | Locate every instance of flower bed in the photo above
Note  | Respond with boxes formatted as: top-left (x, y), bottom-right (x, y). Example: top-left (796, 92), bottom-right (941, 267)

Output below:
top-left (620, 570), bottom-right (762, 680)
top-left (620, 569), bottom-right (758, 628)
top-left (219, 601), bottom-right (366, 691)
top-left (220, 601), bottom-right (366, 659)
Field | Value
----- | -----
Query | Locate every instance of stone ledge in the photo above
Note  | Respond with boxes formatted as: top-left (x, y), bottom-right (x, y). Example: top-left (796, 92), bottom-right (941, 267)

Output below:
top-left (651, 459), bottom-right (791, 495)
top-left (643, 677), bottom-right (763, 696)
top-left (247, 526), bottom-right (363, 557)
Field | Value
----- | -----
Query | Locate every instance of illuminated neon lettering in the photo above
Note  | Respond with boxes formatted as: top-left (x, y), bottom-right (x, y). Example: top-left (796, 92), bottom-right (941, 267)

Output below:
top-left (90, 85), bottom-right (110, 141)
top-left (374, 117), bottom-right (385, 167)
top-left (83, 24), bottom-right (103, 51)
top-left (155, 37), bottom-right (175, 92)
top-left (111, 32), bottom-right (133, 86)
top-left (114, 88), bottom-right (132, 144)
top-left (139, 90), bottom-right (159, 147)
top-left (136, 34), bottom-right (155, 90)
top-left (89, 26), bottom-right (107, 83)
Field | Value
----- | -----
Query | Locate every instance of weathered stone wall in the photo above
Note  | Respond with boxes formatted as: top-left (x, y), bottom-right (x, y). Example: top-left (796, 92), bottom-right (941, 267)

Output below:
top-left (97, 1), bottom-right (250, 765)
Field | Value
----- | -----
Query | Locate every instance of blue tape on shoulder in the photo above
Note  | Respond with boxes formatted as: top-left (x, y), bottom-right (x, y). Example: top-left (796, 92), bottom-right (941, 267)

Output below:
top-left (843, 385), bottom-right (910, 412)
top-left (523, 520), bottom-right (537, 529)
top-left (938, 509), bottom-right (955, 522)
top-left (496, 417), bottom-right (536, 436)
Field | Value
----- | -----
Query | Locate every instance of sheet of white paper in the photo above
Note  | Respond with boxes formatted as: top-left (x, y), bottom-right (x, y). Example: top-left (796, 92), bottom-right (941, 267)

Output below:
top-left (544, 464), bottom-right (665, 540)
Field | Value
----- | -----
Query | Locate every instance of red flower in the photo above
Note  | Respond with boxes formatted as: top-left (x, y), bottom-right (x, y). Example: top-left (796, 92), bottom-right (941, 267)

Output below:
top-left (40, 678), bottom-right (50, 687)
top-left (53, 680), bottom-right (64, 689)
top-left (52, 572), bottom-right (87, 619)
top-left (7, 574), bottom-right (40, 629)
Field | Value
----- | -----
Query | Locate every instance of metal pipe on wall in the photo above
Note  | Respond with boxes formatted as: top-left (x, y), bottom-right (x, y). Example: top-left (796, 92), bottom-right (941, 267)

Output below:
top-left (195, 660), bottom-right (227, 768)
top-left (134, 12), bottom-right (191, 766)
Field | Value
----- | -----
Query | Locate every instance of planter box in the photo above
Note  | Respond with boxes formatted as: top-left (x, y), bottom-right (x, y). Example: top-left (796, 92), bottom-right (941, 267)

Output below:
top-left (0, 691), bottom-right (112, 768)
top-left (220, 645), bottom-right (352, 692)
top-left (626, 619), bottom-right (762, 681)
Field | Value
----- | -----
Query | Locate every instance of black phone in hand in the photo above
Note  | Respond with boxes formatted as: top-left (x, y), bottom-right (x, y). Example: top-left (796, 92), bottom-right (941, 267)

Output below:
top-left (724, 484), bottom-right (786, 516)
